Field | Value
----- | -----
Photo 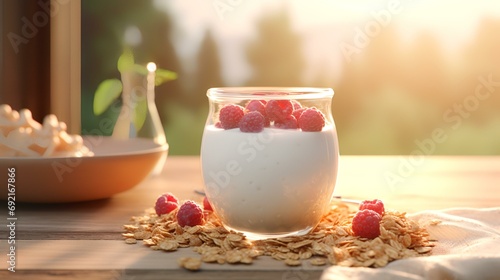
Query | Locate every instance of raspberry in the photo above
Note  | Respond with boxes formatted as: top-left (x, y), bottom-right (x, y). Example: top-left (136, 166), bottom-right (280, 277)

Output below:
top-left (292, 107), bottom-right (306, 121)
top-left (298, 108), bottom-right (325, 132)
top-left (155, 192), bottom-right (179, 216)
top-left (219, 104), bottom-right (244, 129)
top-left (274, 115), bottom-right (298, 129)
top-left (352, 209), bottom-right (381, 239)
top-left (203, 196), bottom-right (213, 211)
top-left (265, 100), bottom-right (293, 122)
top-left (245, 100), bottom-right (270, 127)
top-left (291, 100), bottom-right (302, 111)
top-left (240, 111), bottom-right (265, 133)
top-left (214, 121), bottom-right (223, 128)
top-left (245, 100), bottom-right (266, 115)
top-left (177, 200), bottom-right (205, 227)
top-left (359, 199), bottom-right (385, 216)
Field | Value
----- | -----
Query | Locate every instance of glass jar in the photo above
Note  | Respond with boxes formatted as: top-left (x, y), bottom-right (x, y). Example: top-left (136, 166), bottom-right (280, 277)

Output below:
top-left (111, 66), bottom-right (168, 175)
top-left (200, 87), bottom-right (339, 240)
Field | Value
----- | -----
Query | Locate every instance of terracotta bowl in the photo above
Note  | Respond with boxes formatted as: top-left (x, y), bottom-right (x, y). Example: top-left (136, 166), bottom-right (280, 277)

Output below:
top-left (0, 136), bottom-right (168, 203)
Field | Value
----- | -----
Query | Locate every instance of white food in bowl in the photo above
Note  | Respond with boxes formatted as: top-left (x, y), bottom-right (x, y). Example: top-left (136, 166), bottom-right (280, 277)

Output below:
top-left (0, 104), bottom-right (93, 157)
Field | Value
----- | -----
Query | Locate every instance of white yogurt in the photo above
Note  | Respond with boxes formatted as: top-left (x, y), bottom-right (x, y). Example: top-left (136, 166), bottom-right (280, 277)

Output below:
top-left (201, 124), bottom-right (338, 239)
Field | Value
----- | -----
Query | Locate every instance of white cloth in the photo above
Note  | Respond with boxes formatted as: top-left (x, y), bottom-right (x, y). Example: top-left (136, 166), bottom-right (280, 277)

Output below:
top-left (321, 208), bottom-right (500, 280)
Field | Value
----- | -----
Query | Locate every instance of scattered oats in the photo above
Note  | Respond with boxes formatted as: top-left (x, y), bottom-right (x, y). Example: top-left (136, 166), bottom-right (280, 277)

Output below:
top-left (429, 219), bottom-right (442, 226)
top-left (288, 239), bottom-right (313, 250)
top-left (178, 257), bottom-right (202, 271)
top-left (142, 239), bottom-right (156, 246)
top-left (125, 238), bottom-right (137, 244)
top-left (122, 233), bottom-right (134, 238)
top-left (310, 258), bottom-right (327, 266)
top-left (123, 225), bottom-right (139, 232)
top-left (284, 259), bottom-right (302, 266)
top-left (123, 200), bottom-right (436, 270)
top-left (227, 233), bottom-right (243, 242)
top-left (225, 250), bottom-right (243, 264)
top-left (133, 231), bottom-right (151, 240)
top-left (415, 246), bottom-right (433, 254)
top-left (159, 240), bottom-right (179, 251)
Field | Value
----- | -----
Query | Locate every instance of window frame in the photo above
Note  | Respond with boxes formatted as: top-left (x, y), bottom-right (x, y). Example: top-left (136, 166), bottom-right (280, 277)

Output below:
top-left (50, 0), bottom-right (81, 134)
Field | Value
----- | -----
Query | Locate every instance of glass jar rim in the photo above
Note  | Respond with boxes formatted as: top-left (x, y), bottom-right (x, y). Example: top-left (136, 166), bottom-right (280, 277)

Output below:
top-left (207, 87), bottom-right (334, 100)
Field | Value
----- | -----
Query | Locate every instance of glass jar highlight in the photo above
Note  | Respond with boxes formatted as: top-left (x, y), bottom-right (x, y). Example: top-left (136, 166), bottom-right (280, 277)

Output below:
top-left (201, 88), bottom-right (338, 240)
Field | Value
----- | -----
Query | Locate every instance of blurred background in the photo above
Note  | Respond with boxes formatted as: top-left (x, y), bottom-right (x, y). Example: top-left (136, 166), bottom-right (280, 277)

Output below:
top-left (81, 0), bottom-right (500, 155)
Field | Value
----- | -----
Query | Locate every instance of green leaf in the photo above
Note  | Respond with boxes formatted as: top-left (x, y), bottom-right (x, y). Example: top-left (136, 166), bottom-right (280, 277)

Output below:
top-left (155, 69), bottom-right (177, 86)
top-left (117, 48), bottom-right (135, 73)
top-left (133, 96), bottom-right (148, 131)
top-left (93, 79), bottom-right (123, 115)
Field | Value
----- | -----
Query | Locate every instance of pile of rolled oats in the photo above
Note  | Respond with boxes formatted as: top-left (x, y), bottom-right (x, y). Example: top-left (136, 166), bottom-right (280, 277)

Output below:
top-left (123, 200), bottom-right (436, 271)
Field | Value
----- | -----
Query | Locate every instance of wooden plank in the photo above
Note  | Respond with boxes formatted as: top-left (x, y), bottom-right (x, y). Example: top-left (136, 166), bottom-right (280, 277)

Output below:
top-left (0, 270), bottom-right (322, 280)
top-left (0, 240), bottom-right (324, 273)
top-left (1, 156), bottom-right (499, 238)
top-left (0, 156), bottom-right (499, 279)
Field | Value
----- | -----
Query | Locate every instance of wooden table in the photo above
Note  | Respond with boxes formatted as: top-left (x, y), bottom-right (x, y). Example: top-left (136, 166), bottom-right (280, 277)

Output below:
top-left (1, 156), bottom-right (499, 279)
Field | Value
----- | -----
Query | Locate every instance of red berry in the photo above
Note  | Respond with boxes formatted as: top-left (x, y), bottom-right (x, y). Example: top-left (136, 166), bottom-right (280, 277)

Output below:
top-left (265, 100), bottom-right (293, 122)
top-left (298, 108), bottom-right (325, 132)
top-left (292, 107), bottom-right (306, 121)
top-left (177, 200), bottom-right (205, 227)
top-left (240, 111), bottom-right (265, 133)
top-left (245, 100), bottom-right (266, 114)
top-left (214, 121), bottom-right (223, 128)
top-left (203, 196), bottom-right (213, 211)
top-left (245, 100), bottom-right (270, 127)
top-left (219, 104), bottom-right (245, 129)
top-left (352, 209), bottom-right (381, 239)
top-left (291, 100), bottom-right (302, 111)
top-left (274, 115), bottom-right (298, 129)
top-left (359, 199), bottom-right (385, 216)
top-left (155, 193), bottom-right (179, 216)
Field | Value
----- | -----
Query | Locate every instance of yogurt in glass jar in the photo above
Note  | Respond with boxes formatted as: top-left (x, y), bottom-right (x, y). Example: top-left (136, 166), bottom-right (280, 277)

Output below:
top-left (201, 88), bottom-right (338, 240)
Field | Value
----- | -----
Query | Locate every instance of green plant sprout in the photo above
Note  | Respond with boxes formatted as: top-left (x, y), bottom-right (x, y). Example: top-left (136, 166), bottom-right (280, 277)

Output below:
top-left (92, 48), bottom-right (176, 136)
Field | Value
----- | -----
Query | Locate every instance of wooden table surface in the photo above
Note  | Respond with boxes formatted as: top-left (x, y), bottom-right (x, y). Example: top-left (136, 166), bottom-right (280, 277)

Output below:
top-left (1, 155), bottom-right (499, 279)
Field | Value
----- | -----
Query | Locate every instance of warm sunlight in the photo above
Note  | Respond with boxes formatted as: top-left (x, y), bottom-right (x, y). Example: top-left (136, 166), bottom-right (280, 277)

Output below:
top-left (82, 0), bottom-right (500, 155)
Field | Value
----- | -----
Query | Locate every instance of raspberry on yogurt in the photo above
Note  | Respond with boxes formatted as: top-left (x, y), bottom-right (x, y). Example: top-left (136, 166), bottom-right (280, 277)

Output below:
top-left (265, 100), bottom-right (293, 122)
top-left (245, 100), bottom-right (270, 127)
top-left (219, 104), bottom-right (245, 129)
top-left (298, 108), bottom-right (325, 132)
top-left (240, 111), bottom-right (265, 133)
top-left (292, 107), bottom-right (306, 121)
top-left (274, 115), bottom-right (298, 129)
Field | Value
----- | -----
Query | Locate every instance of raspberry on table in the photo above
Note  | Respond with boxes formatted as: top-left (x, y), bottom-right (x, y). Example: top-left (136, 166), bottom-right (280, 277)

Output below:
top-left (359, 199), bottom-right (385, 216)
top-left (298, 108), bottom-right (325, 132)
top-left (155, 192), bottom-right (179, 216)
top-left (203, 196), bottom-right (213, 211)
top-left (352, 209), bottom-right (381, 239)
top-left (265, 100), bottom-right (294, 122)
top-left (177, 200), bottom-right (205, 227)
top-left (219, 104), bottom-right (245, 129)
top-left (274, 115), bottom-right (298, 129)
top-left (240, 111), bottom-right (265, 133)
